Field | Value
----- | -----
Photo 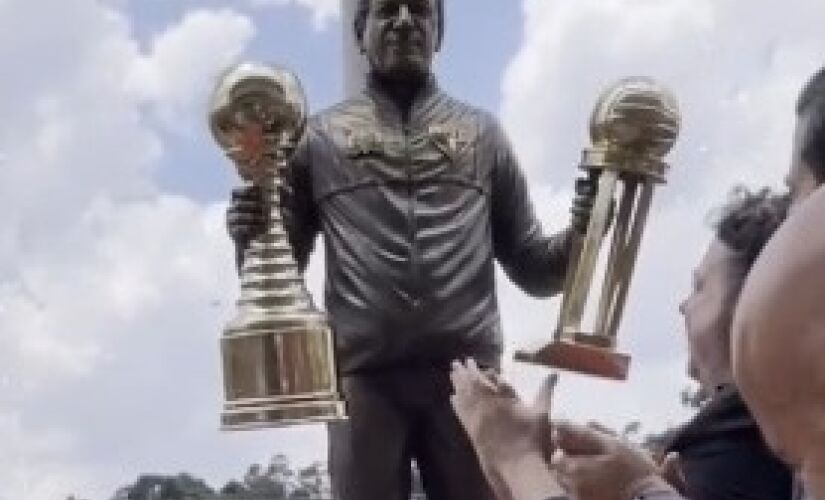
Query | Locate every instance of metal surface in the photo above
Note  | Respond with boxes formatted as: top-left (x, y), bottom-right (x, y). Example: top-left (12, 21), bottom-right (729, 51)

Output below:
top-left (209, 62), bottom-right (346, 429)
top-left (516, 77), bottom-right (680, 380)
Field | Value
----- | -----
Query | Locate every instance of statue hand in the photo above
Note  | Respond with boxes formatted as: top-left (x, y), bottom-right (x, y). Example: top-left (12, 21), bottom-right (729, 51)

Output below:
top-left (227, 184), bottom-right (267, 242)
top-left (571, 174), bottom-right (614, 235)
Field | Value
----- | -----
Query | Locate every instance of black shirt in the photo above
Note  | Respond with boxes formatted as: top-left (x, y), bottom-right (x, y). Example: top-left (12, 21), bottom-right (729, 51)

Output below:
top-left (666, 386), bottom-right (792, 500)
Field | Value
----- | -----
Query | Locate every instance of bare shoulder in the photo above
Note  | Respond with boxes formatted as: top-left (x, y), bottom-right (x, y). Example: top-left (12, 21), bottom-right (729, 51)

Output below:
top-left (735, 186), bottom-right (825, 336)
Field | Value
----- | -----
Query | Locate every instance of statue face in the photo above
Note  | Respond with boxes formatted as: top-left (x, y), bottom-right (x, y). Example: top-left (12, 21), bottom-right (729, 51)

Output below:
top-left (359, 0), bottom-right (440, 81)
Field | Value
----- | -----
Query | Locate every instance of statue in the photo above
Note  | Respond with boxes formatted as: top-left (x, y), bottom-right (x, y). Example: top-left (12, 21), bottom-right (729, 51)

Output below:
top-left (226, 0), bottom-right (595, 498)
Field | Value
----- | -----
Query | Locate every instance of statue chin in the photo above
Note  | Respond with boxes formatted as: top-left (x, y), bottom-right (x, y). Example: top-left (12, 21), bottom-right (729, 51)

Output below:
top-left (373, 57), bottom-right (432, 84)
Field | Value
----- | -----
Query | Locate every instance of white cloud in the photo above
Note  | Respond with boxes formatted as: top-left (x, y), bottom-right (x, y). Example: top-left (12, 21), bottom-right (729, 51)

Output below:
top-left (0, 1), bottom-right (281, 498)
top-left (6, 0), bottom-right (825, 497)
top-left (496, 0), bottom-right (825, 433)
top-left (248, 0), bottom-right (340, 30)
top-left (126, 9), bottom-right (254, 133)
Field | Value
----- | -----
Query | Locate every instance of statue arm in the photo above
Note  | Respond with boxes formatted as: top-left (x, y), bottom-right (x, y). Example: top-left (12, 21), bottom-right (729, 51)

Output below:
top-left (489, 120), bottom-right (573, 298)
top-left (278, 135), bottom-right (321, 273)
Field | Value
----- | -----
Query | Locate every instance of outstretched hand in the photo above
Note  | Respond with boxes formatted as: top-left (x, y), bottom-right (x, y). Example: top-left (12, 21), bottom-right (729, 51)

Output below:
top-left (553, 421), bottom-right (676, 500)
top-left (450, 360), bottom-right (564, 499)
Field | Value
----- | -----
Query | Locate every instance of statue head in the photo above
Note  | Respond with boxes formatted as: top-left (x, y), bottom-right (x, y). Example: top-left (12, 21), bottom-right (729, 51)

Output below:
top-left (354, 0), bottom-right (444, 82)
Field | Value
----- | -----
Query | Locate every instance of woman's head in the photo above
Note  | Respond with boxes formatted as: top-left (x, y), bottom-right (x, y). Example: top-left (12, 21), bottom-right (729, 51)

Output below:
top-left (679, 188), bottom-right (790, 389)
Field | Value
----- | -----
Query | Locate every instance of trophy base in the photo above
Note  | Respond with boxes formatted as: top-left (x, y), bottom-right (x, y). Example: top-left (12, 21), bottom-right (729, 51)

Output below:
top-left (514, 339), bottom-right (630, 381)
top-left (222, 396), bottom-right (347, 431)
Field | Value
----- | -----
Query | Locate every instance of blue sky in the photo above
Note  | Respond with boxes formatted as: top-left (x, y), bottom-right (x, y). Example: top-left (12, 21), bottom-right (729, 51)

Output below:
top-left (3, 0), bottom-right (825, 499)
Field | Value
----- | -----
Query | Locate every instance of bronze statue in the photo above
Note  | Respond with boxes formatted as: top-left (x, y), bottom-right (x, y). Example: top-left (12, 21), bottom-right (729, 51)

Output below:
top-left (227, 0), bottom-right (594, 498)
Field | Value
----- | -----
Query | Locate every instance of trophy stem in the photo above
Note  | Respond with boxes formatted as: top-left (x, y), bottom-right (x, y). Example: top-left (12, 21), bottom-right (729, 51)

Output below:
top-left (559, 169), bottom-right (619, 340)
top-left (233, 149), bottom-right (318, 324)
top-left (601, 181), bottom-right (654, 339)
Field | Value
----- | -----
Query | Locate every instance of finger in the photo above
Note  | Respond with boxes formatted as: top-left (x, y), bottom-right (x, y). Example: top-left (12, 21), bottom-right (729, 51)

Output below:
top-left (554, 421), bottom-right (610, 456)
top-left (532, 373), bottom-right (558, 413)
top-left (226, 217), bottom-right (267, 234)
top-left (586, 421), bottom-right (617, 437)
top-left (227, 211), bottom-right (266, 223)
top-left (449, 360), bottom-right (470, 393)
top-left (660, 452), bottom-right (686, 492)
top-left (465, 358), bottom-right (499, 392)
top-left (231, 184), bottom-right (262, 197)
top-left (575, 177), bottom-right (598, 196)
top-left (230, 196), bottom-right (265, 208)
top-left (553, 454), bottom-right (588, 480)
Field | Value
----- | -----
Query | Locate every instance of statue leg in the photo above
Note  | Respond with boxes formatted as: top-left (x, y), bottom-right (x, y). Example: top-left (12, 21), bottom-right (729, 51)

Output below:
top-left (328, 374), bottom-right (414, 500)
top-left (411, 370), bottom-right (497, 500)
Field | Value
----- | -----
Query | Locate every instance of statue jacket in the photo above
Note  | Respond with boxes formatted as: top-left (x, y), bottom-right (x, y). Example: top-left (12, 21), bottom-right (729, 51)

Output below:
top-left (244, 74), bottom-right (572, 375)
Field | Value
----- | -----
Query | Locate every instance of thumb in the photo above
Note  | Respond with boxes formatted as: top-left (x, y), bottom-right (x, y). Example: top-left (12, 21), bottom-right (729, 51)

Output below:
top-left (532, 373), bottom-right (559, 413)
top-left (554, 421), bottom-right (610, 456)
top-left (660, 452), bottom-right (686, 493)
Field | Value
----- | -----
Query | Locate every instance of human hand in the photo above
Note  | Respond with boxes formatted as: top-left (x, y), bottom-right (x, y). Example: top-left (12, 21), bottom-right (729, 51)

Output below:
top-left (553, 421), bottom-right (674, 500)
top-left (659, 452), bottom-right (687, 494)
top-left (450, 360), bottom-right (563, 499)
top-left (227, 184), bottom-right (267, 243)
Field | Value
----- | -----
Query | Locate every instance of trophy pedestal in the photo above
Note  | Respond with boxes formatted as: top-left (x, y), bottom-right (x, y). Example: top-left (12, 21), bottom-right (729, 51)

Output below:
top-left (222, 397), bottom-right (347, 431)
top-left (515, 334), bottom-right (630, 381)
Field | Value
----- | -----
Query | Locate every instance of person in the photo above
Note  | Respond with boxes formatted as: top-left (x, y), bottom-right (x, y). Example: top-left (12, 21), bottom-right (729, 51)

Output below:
top-left (226, 1), bottom-right (594, 498)
top-left (664, 187), bottom-right (792, 500)
top-left (731, 67), bottom-right (825, 500)
top-left (451, 187), bottom-right (792, 500)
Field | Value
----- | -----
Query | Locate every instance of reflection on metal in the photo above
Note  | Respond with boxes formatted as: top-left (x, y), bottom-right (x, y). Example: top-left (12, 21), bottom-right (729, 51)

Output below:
top-left (516, 77), bottom-right (681, 380)
top-left (209, 62), bottom-right (346, 429)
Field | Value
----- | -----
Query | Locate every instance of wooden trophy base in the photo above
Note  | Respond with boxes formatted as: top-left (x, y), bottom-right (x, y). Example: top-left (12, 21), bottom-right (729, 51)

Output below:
top-left (515, 336), bottom-right (630, 381)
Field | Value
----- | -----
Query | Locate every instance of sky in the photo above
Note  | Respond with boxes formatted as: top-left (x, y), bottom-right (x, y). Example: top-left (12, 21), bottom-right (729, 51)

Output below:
top-left (1, 0), bottom-right (824, 498)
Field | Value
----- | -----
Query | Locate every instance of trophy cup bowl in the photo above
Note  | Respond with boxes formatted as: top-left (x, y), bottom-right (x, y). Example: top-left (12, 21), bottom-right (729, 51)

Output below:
top-left (516, 77), bottom-right (680, 380)
top-left (209, 62), bottom-right (346, 429)
top-left (588, 76), bottom-right (680, 177)
top-left (210, 63), bottom-right (307, 182)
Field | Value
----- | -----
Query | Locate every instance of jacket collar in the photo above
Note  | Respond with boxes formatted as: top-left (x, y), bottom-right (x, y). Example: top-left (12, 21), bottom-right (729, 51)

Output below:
top-left (363, 72), bottom-right (442, 129)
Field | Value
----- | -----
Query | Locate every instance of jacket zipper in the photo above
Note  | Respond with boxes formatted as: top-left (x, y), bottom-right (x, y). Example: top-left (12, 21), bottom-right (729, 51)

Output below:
top-left (403, 123), bottom-right (421, 304)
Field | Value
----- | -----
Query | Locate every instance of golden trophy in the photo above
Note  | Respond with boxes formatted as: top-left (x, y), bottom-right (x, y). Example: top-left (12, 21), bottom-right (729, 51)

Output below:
top-left (209, 62), bottom-right (346, 429)
top-left (516, 77), bottom-right (680, 380)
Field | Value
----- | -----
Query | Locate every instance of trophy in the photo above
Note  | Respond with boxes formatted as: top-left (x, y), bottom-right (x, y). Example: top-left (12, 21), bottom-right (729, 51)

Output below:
top-left (209, 62), bottom-right (346, 429)
top-left (516, 77), bottom-right (681, 380)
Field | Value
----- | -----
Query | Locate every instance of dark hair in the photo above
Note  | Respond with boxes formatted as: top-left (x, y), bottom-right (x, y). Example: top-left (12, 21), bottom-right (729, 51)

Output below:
top-left (796, 67), bottom-right (825, 183)
top-left (712, 186), bottom-right (791, 276)
top-left (354, 0), bottom-right (445, 47)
